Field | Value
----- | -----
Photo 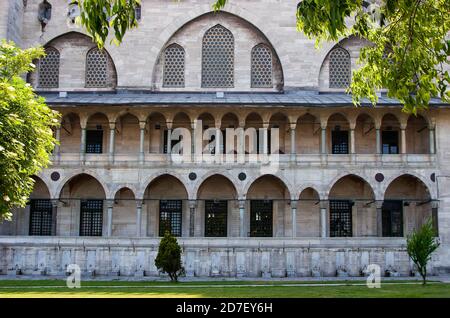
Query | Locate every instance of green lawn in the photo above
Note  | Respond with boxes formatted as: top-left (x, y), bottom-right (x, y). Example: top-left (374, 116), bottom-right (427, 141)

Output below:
top-left (0, 279), bottom-right (449, 298)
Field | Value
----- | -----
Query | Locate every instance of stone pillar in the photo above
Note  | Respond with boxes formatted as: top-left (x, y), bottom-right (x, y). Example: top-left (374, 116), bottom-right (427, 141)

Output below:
top-left (262, 123), bottom-right (269, 155)
top-left (376, 201), bottom-right (383, 237)
top-left (167, 128), bottom-right (172, 155)
top-left (139, 121), bottom-right (146, 164)
top-left (106, 200), bottom-right (114, 237)
top-left (400, 126), bottom-right (407, 154)
top-left (136, 200), bottom-right (142, 237)
top-left (291, 200), bottom-right (297, 237)
top-left (80, 127), bottom-right (86, 163)
top-left (191, 120), bottom-right (196, 163)
top-left (376, 128), bottom-right (381, 154)
top-left (321, 126), bottom-right (327, 154)
top-left (189, 200), bottom-right (196, 237)
top-left (320, 201), bottom-right (328, 238)
top-left (215, 126), bottom-right (221, 158)
top-left (290, 123), bottom-right (296, 160)
top-left (349, 128), bottom-right (356, 154)
top-left (51, 199), bottom-right (58, 236)
top-left (109, 122), bottom-right (116, 163)
top-left (238, 124), bottom-right (245, 164)
top-left (239, 200), bottom-right (246, 237)
top-left (429, 128), bottom-right (435, 154)
top-left (54, 127), bottom-right (61, 163)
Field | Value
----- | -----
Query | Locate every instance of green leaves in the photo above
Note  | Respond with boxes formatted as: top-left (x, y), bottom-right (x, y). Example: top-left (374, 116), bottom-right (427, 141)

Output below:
top-left (0, 41), bottom-right (60, 220)
top-left (407, 217), bottom-right (440, 285)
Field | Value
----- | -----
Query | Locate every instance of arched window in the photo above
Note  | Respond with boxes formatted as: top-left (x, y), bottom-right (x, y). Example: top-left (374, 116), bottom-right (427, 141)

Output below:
top-left (163, 44), bottom-right (185, 88)
top-left (201, 24), bottom-right (234, 88)
top-left (86, 48), bottom-right (108, 88)
top-left (38, 47), bottom-right (60, 88)
top-left (251, 44), bottom-right (273, 88)
top-left (329, 47), bottom-right (351, 89)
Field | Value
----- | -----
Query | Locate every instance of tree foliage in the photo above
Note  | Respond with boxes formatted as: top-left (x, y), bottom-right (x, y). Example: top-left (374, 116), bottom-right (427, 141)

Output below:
top-left (406, 218), bottom-right (440, 285)
top-left (155, 231), bottom-right (184, 282)
top-left (0, 41), bottom-right (60, 220)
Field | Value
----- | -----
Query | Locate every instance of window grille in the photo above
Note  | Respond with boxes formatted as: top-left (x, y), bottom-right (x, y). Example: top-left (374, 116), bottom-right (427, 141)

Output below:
top-left (330, 200), bottom-right (352, 237)
top-left (251, 44), bottom-right (273, 88)
top-left (332, 130), bottom-right (349, 154)
top-left (86, 48), bottom-right (108, 87)
top-left (205, 200), bottom-right (227, 237)
top-left (250, 200), bottom-right (273, 237)
top-left (86, 130), bottom-right (103, 154)
top-left (159, 200), bottom-right (182, 237)
top-left (29, 199), bottom-right (53, 236)
top-left (329, 47), bottom-right (351, 88)
top-left (38, 47), bottom-right (60, 88)
top-left (163, 44), bottom-right (185, 87)
top-left (201, 25), bottom-right (234, 88)
top-left (80, 200), bottom-right (103, 236)
top-left (382, 200), bottom-right (403, 237)
top-left (382, 131), bottom-right (399, 154)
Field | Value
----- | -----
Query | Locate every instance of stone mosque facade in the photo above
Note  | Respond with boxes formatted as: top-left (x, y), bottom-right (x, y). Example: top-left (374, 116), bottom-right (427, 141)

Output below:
top-left (0, 0), bottom-right (449, 278)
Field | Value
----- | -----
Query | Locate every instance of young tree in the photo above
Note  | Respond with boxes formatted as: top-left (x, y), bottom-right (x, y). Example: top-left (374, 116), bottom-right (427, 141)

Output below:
top-left (0, 41), bottom-right (60, 220)
top-left (406, 218), bottom-right (440, 285)
top-left (155, 231), bottom-right (184, 282)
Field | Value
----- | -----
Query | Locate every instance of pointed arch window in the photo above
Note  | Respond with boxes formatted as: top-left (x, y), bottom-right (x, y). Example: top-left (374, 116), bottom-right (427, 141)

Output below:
top-left (38, 47), bottom-right (60, 88)
top-left (86, 48), bottom-right (108, 88)
top-left (329, 47), bottom-right (351, 89)
top-left (251, 44), bottom-right (273, 88)
top-left (163, 44), bottom-right (185, 88)
top-left (201, 24), bottom-right (234, 88)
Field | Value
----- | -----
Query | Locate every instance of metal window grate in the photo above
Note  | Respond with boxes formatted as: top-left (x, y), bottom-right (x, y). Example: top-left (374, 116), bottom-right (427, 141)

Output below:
top-left (329, 47), bottom-right (351, 88)
top-left (205, 200), bottom-right (227, 237)
top-left (250, 200), bottom-right (273, 237)
top-left (251, 44), bottom-right (273, 88)
top-left (38, 47), bottom-right (60, 88)
top-left (201, 25), bottom-right (234, 88)
top-left (163, 44), bottom-right (185, 88)
top-left (86, 48), bottom-right (108, 87)
top-left (330, 200), bottom-right (352, 237)
top-left (159, 200), bottom-right (182, 237)
top-left (29, 199), bottom-right (53, 236)
top-left (382, 200), bottom-right (403, 237)
top-left (86, 130), bottom-right (103, 154)
top-left (332, 130), bottom-right (349, 154)
top-left (80, 200), bottom-right (103, 236)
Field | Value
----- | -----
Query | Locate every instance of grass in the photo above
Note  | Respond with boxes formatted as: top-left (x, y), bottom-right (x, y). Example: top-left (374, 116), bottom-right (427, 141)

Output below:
top-left (0, 279), bottom-right (449, 298)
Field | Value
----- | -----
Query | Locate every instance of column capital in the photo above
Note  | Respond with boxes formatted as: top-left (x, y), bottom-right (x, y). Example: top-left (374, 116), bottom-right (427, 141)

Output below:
top-left (50, 199), bottom-right (59, 208)
top-left (136, 200), bottom-right (144, 208)
top-left (188, 200), bottom-right (197, 209)
top-left (290, 199), bottom-right (298, 207)
top-left (109, 122), bottom-right (116, 130)
top-left (139, 121), bottom-right (146, 130)
top-left (289, 122), bottom-right (297, 130)
top-left (238, 199), bottom-right (246, 209)
top-left (319, 200), bottom-right (328, 210)
top-left (431, 200), bottom-right (439, 209)
top-left (262, 122), bottom-right (270, 129)
top-left (106, 199), bottom-right (114, 208)
top-left (166, 121), bottom-right (173, 130)
top-left (375, 200), bottom-right (384, 210)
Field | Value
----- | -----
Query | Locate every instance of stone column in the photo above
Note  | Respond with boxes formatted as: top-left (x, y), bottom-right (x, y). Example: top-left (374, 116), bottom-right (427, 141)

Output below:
top-left (51, 199), bottom-right (58, 236)
top-left (291, 200), bottom-right (297, 237)
top-left (238, 123), bottom-right (245, 164)
top-left (109, 122), bottom-right (116, 163)
top-left (139, 121), bottom-right (146, 164)
top-left (376, 128), bottom-right (382, 154)
top-left (54, 127), bottom-right (61, 163)
top-left (191, 120), bottom-right (196, 163)
top-left (188, 200), bottom-right (196, 237)
top-left (290, 123), bottom-right (296, 160)
top-left (400, 125), bottom-right (407, 154)
top-left (239, 200), bottom-right (246, 237)
top-left (429, 128), bottom-right (436, 154)
top-left (136, 200), bottom-right (143, 237)
top-left (215, 125), bottom-right (221, 158)
top-left (167, 128), bottom-right (172, 155)
top-left (376, 201), bottom-right (383, 237)
top-left (106, 200), bottom-right (114, 237)
top-left (80, 126), bottom-right (86, 163)
top-left (349, 127), bottom-right (356, 154)
top-left (321, 125), bottom-right (327, 154)
top-left (320, 200), bottom-right (328, 238)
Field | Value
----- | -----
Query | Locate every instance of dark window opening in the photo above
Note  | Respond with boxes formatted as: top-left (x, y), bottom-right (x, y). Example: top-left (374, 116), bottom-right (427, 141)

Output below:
top-left (332, 130), bottom-right (349, 154)
top-left (330, 200), bottom-right (352, 237)
top-left (382, 131), bottom-right (399, 154)
top-left (250, 200), bottom-right (273, 237)
top-left (205, 200), bottom-right (227, 237)
top-left (163, 130), bottom-right (182, 154)
top-left (29, 199), bottom-right (53, 236)
top-left (159, 200), bottom-right (182, 237)
top-left (382, 200), bottom-right (403, 237)
top-left (86, 130), bottom-right (103, 154)
top-left (80, 199), bottom-right (103, 236)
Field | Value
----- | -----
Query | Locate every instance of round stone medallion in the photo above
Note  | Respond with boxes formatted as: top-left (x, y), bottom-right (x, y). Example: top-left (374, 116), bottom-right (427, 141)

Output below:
top-left (188, 172), bottom-right (197, 181)
top-left (238, 172), bottom-right (247, 181)
top-left (375, 173), bottom-right (384, 182)
top-left (50, 171), bottom-right (60, 181)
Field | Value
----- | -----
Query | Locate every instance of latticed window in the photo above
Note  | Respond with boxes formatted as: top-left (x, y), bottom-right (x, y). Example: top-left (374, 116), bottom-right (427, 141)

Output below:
top-left (205, 200), bottom-right (227, 237)
top-left (86, 48), bottom-right (108, 87)
top-left (38, 47), bottom-right (60, 88)
top-left (29, 199), bottom-right (53, 236)
top-left (86, 130), bottom-right (103, 154)
top-left (329, 47), bottom-right (351, 88)
top-left (201, 24), bottom-right (234, 88)
top-left (251, 44), bottom-right (273, 88)
top-left (163, 44), bottom-right (185, 88)
top-left (80, 200), bottom-right (103, 236)
top-left (330, 200), bottom-right (352, 237)
top-left (159, 200), bottom-right (182, 237)
top-left (382, 200), bottom-right (403, 237)
top-left (331, 130), bottom-right (349, 154)
top-left (250, 200), bottom-right (273, 237)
